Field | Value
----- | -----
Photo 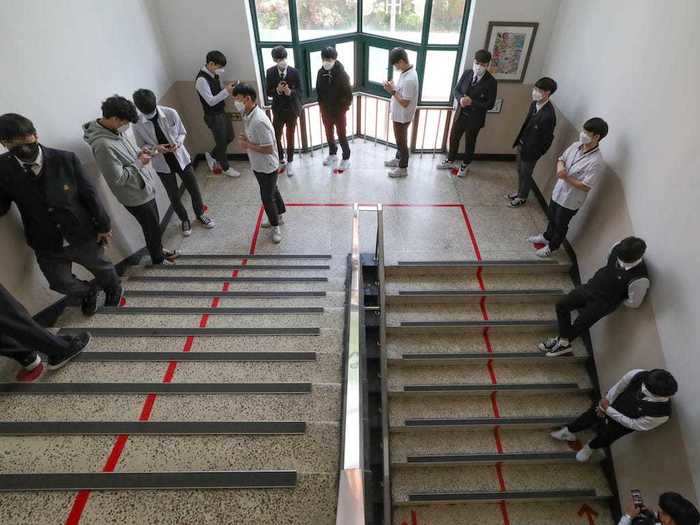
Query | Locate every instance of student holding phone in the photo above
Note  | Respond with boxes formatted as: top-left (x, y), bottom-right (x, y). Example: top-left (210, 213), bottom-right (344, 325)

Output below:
top-left (619, 491), bottom-right (699, 525)
top-left (132, 89), bottom-right (216, 237)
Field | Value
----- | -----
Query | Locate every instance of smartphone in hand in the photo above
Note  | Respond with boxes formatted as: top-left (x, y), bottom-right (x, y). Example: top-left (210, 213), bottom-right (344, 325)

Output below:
top-left (631, 489), bottom-right (644, 509)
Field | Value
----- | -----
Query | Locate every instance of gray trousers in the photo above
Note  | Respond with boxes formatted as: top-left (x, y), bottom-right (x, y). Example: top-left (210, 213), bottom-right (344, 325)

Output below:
top-left (203, 113), bottom-right (234, 170)
top-left (516, 153), bottom-right (538, 200)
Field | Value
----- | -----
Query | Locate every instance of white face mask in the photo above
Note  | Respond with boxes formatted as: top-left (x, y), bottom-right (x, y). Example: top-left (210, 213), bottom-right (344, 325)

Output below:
top-left (143, 110), bottom-right (157, 119)
top-left (118, 123), bottom-right (130, 134)
top-left (473, 62), bottom-right (485, 75)
top-left (277, 60), bottom-right (287, 70)
top-left (579, 131), bottom-right (593, 145)
top-left (233, 100), bottom-right (246, 113)
top-left (214, 68), bottom-right (225, 76)
top-left (322, 60), bottom-right (335, 71)
top-left (532, 88), bottom-right (544, 102)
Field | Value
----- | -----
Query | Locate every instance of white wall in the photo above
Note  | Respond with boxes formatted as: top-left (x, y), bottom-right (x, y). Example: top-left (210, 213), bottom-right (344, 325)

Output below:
top-left (0, 0), bottom-right (174, 313)
top-left (542, 0), bottom-right (700, 502)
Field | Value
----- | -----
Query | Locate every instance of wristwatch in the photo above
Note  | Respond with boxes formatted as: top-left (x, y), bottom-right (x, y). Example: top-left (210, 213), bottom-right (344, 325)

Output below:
top-left (391, 89), bottom-right (397, 96)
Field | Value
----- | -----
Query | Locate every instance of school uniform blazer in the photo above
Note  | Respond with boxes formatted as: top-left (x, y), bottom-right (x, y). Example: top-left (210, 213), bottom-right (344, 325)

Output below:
top-left (265, 66), bottom-right (303, 117)
top-left (132, 105), bottom-right (192, 173)
top-left (453, 69), bottom-right (498, 129)
top-left (513, 101), bottom-right (556, 161)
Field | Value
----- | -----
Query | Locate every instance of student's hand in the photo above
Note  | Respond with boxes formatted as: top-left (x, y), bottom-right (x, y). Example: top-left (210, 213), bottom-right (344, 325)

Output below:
top-left (155, 144), bottom-right (171, 154)
top-left (624, 502), bottom-right (642, 518)
top-left (460, 96), bottom-right (472, 107)
top-left (225, 81), bottom-right (237, 93)
top-left (556, 169), bottom-right (568, 180)
top-left (283, 85), bottom-right (292, 96)
top-left (137, 151), bottom-right (152, 166)
top-left (599, 399), bottom-right (610, 411)
top-left (383, 80), bottom-right (395, 94)
top-left (238, 137), bottom-right (250, 150)
top-left (97, 231), bottom-right (112, 245)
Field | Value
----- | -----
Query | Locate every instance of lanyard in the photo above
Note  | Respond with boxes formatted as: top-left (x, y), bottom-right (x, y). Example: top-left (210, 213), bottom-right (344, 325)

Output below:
top-left (567, 145), bottom-right (598, 171)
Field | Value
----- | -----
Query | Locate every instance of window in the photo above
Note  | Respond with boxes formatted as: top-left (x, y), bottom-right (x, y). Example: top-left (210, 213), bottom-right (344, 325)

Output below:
top-left (255, 0), bottom-right (292, 41)
top-left (428, 0), bottom-right (467, 44)
top-left (363, 0), bottom-right (426, 43)
top-left (422, 50), bottom-right (457, 101)
top-left (368, 46), bottom-right (388, 84)
top-left (296, 0), bottom-right (358, 41)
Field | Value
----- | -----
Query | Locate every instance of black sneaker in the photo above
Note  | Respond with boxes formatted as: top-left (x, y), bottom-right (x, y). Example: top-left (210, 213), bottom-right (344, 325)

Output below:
top-left (47, 332), bottom-right (91, 370)
top-left (197, 214), bottom-right (216, 229)
top-left (508, 197), bottom-right (527, 208)
top-left (81, 288), bottom-right (100, 316)
top-left (104, 285), bottom-right (124, 308)
top-left (181, 220), bottom-right (192, 237)
top-left (163, 249), bottom-right (179, 262)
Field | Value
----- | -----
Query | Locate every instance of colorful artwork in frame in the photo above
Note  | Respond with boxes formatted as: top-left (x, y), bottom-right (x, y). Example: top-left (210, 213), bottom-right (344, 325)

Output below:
top-left (485, 22), bottom-right (538, 83)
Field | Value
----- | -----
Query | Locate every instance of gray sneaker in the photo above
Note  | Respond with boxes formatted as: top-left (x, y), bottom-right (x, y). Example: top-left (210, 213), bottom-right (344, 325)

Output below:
top-left (388, 167), bottom-right (408, 178)
top-left (384, 159), bottom-right (400, 167)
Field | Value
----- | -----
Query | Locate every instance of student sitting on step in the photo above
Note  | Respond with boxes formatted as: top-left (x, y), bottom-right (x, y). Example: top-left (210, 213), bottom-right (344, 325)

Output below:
top-left (619, 491), bottom-right (699, 525)
top-left (538, 236), bottom-right (649, 357)
top-left (551, 368), bottom-right (677, 462)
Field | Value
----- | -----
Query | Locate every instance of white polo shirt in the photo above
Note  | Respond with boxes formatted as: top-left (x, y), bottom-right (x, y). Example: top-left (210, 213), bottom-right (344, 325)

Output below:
top-left (242, 106), bottom-right (279, 174)
top-left (552, 141), bottom-right (604, 210)
top-left (390, 66), bottom-right (419, 124)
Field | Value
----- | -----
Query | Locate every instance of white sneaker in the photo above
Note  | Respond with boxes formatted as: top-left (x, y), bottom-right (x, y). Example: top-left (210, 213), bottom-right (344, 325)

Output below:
top-left (204, 152), bottom-right (216, 172)
top-left (261, 216), bottom-right (285, 228)
top-left (457, 164), bottom-right (470, 178)
top-left (536, 245), bottom-right (552, 258)
top-left (527, 234), bottom-right (547, 244)
top-left (388, 167), bottom-right (408, 178)
top-left (272, 226), bottom-right (282, 244)
top-left (323, 154), bottom-right (337, 166)
top-left (550, 427), bottom-right (577, 442)
top-left (286, 162), bottom-right (294, 177)
top-left (338, 159), bottom-right (351, 171)
top-left (437, 159), bottom-right (455, 170)
top-left (384, 159), bottom-right (400, 167)
top-left (576, 444), bottom-right (594, 462)
top-left (223, 167), bottom-right (241, 178)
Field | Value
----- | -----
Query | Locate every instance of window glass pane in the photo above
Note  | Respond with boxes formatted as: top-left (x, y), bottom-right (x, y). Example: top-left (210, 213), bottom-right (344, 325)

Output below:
top-left (311, 42), bottom-right (355, 88)
top-left (255, 0), bottom-right (292, 41)
top-left (260, 47), bottom-right (296, 73)
top-left (422, 50), bottom-right (457, 101)
top-left (368, 46), bottom-right (389, 84)
top-left (428, 0), bottom-right (467, 44)
top-left (363, 0), bottom-right (426, 43)
top-left (296, 0), bottom-right (358, 41)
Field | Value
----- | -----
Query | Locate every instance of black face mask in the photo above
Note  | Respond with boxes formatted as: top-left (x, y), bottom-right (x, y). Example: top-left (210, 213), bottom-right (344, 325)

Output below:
top-left (10, 142), bottom-right (40, 163)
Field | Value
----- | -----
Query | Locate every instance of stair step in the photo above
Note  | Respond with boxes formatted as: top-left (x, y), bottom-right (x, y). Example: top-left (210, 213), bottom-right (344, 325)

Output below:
top-left (392, 383), bottom-right (588, 396)
top-left (384, 272), bottom-right (574, 294)
top-left (389, 320), bottom-right (557, 334)
top-left (0, 470), bottom-right (297, 492)
top-left (58, 327), bottom-right (320, 337)
top-left (127, 276), bottom-right (329, 283)
top-left (0, 383), bottom-right (312, 395)
top-left (387, 260), bottom-right (571, 276)
top-left (74, 351), bottom-right (317, 362)
top-left (404, 489), bottom-right (606, 504)
top-left (401, 451), bottom-right (578, 465)
top-left (97, 306), bottom-right (323, 315)
top-left (176, 254), bottom-right (331, 259)
top-left (391, 351), bottom-right (586, 365)
top-left (387, 289), bottom-right (565, 304)
top-left (396, 417), bottom-right (572, 431)
top-left (143, 264), bottom-right (330, 271)
top-left (123, 290), bottom-right (326, 298)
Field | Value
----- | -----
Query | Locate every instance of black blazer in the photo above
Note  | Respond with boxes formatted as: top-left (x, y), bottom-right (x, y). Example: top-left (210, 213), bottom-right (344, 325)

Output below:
top-left (0, 146), bottom-right (111, 251)
top-left (453, 69), bottom-right (498, 129)
top-left (513, 101), bottom-right (556, 161)
top-left (265, 66), bottom-right (302, 117)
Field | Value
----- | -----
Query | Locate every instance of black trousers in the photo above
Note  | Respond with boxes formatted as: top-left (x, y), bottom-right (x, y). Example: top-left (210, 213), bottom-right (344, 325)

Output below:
top-left (125, 199), bottom-right (166, 264)
top-left (516, 153), bottom-right (538, 200)
top-left (203, 112), bottom-right (234, 170)
top-left (567, 404), bottom-right (635, 449)
top-left (273, 111), bottom-right (298, 163)
top-left (543, 200), bottom-right (578, 251)
top-left (393, 121), bottom-right (411, 168)
top-left (157, 164), bottom-right (205, 222)
top-left (321, 109), bottom-right (350, 160)
top-left (448, 117), bottom-right (481, 165)
top-left (556, 286), bottom-right (618, 342)
top-left (253, 170), bottom-right (286, 227)
top-left (0, 284), bottom-right (71, 367)
top-left (35, 241), bottom-right (120, 301)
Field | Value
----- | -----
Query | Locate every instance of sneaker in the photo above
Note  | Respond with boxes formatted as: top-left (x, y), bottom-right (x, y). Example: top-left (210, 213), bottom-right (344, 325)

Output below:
top-left (457, 163), bottom-right (470, 178)
top-left (223, 167), bottom-right (241, 178)
top-left (286, 162), bottom-right (294, 177)
top-left (104, 285), bottom-right (124, 308)
top-left (508, 197), bottom-right (527, 208)
top-left (261, 216), bottom-right (285, 228)
top-left (47, 332), bottom-right (91, 370)
top-left (536, 245), bottom-right (553, 258)
top-left (576, 444), bottom-right (594, 463)
top-left (272, 226), bottom-right (282, 244)
top-left (15, 355), bottom-right (45, 382)
top-left (181, 220), bottom-right (192, 237)
top-left (338, 159), bottom-right (351, 171)
top-left (538, 337), bottom-right (573, 357)
top-left (279, 158), bottom-right (287, 166)
top-left (505, 192), bottom-right (519, 201)
top-left (388, 167), bottom-right (408, 178)
top-left (160, 259), bottom-right (177, 266)
top-left (527, 234), bottom-right (547, 244)
top-left (538, 337), bottom-right (560, 352)
top-left (81, 288), bottom-right (103, 316)
top-left (204, 152), bottom-right (217, 172)
top-left (437, 159), bottom-right (455, 170)
top-left (163, 249), bottom-right (178, 262)
top-left (197, 215), bottom-right (216, 229)
top-left (323, 154), bottom-right (337, 166)
top-left (550, 427), bottom-right (577, 442)
top-left (384, 159), bottom-right (400, 168)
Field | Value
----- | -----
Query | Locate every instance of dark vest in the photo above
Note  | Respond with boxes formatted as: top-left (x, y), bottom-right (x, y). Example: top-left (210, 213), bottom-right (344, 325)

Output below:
top-left (612, 371), bottom-right (672, 419)
top-left (586, 244), bottom-right (649, 303)
top-left (196, 70), bottom-right (225, 115)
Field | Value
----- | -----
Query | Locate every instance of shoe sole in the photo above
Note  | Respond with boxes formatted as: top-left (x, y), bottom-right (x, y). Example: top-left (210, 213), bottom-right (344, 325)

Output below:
top-left (546, 347), bottom-right (573, 357)
top-left (47, 334), bottom-right (92, 370)
top-left (550, 433), bottom-right (577, 442)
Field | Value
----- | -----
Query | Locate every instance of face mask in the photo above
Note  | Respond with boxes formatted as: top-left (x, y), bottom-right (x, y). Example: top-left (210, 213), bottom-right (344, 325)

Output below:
top-left (10, 142), bottom-right (40, 162)
top-left (532, 89), bottom-right (544, 102)
top-left (579, 131), bottom-right (593, 144)
top-left (118, 123), bottom-right (130, 134)
top-left (143, 110), bottom-right (157, 119)
top-left (322, 60), bottom-right (335, 71)
top-left (473, 62), bottom-right (485, 75)
top-left (233, 100), bottom-right (246, 113)
top-left (277, 60), bottom-right (287, 70)
top-left (214, 68), bottom-right (225, 76)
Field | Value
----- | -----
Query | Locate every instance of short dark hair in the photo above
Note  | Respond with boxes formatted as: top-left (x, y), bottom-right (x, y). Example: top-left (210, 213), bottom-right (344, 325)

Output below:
top-left (474, 49), bottom-right (492, 64)
top-left (659, 492), bottom-right (700, 525)
top-left (617, 236), bottom-right (647, 262)
top-left (0, 113), bottom-right (36, 141)
top-left (232, 83), bottom-right (257, 102)
top-left (583, 117), bottom-right (609, 140)
top-left (645, 369), bottom-right (678, 397)
top-left (206, 50), bottom-right (227, 67)
top-left (101, 95), bottom-right (139, 123)
top-left (321, 46), bottom-right (337, 60)
top-left (132, 89), bottom-right (157, 114)
top-left (389, 47), bottom-right (409, 65)
top-left (271, 46), bottom-right (288, 60)
top-left (535, 77), bottom-right (558, 95)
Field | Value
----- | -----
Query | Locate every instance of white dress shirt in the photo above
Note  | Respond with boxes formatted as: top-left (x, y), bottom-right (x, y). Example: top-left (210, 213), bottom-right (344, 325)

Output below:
top-left (195, 67), bottom-right (230, 107)
top-left (390, 66), bottom-right (419, 124)
top-left (242, 106), bottom-right (279, 173)
top-left (132, 105), bottom-right (192, 174)
top-left (604, 369), bottom-right (671, 432)
top-left (552, 141), bottom-right (604, 210)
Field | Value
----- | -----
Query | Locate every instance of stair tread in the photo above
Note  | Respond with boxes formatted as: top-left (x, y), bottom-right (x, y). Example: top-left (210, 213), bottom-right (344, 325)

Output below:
top-left (385, 272), bottom-right (573, 293)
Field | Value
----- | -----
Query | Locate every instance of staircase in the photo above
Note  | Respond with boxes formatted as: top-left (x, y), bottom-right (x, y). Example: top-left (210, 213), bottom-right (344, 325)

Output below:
top-left (0, 254), bottom-right (345, 524)
top-left (380, 260), bottom-right (617, 525)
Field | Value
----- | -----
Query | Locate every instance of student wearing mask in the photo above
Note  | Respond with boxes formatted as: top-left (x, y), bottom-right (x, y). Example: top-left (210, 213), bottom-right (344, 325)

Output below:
top-left (195, 50), bottom-right (239, 178)
top-left (132, 89), bottom-right (215, 237)
top-left (507, 77), bottom-right (558, 208)
top-left (383, 48), bottom-right (419, 178)
top-left (233, 84), bottom-right (286, 244)
top-left (437, 49), bottom-right (498, 177)
top-left (538, 237), bottom-right (649, 357)
top-left (619, 492), bottom-right (699, 525)
top-left (528, 117), bottom-right (608, 257)
top-left (316, 46), bottom-right (353, 172)
top-left (265, 46), bottom-right (302, 177)
top-left (83, 96), bottom-right (178, 265)
top-left (0, 113), bottom-right (122, 316)
top-left (551, 368), bottom-right (677, 462)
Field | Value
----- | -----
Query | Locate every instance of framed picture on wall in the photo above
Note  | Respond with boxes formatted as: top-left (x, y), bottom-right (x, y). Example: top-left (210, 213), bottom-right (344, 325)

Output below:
top-left (485, 21), bottom-right (539, 83)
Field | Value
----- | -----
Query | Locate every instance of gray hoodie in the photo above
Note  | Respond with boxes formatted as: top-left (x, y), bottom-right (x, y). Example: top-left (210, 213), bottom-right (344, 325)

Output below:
top-left (82, 120), bottom-right (156, 207)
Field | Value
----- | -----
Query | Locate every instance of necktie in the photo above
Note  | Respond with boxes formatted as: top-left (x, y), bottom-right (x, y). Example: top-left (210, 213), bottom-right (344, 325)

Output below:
top-left (472, 74), bottom-right (478, 85)
top-left (23, 164), bottom-right (37, 177)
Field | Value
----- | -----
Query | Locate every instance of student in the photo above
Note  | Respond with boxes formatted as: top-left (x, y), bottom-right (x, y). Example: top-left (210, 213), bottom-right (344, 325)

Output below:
top-left (507, 77), bottom-right (558, 207)
top-left (538, 237), bottom-right (649, 356)
top-left (551, 368), bottom-right (677, 462)
top-left (83, 96), bottom-right (178, 265)
top-left (316, 46), bottom-right (353, 172)
top-left (437, 49), bottom-right (498, 177)
top-left (233, 84), bottom-right (286, 244)
top-left (0, 284), bottom-right (91, 382)
top-left (132, 89), bottom-right (216, 237)
top-left (620, 492), bottom-right (700, 525)
top-left (383, 47), bottom-right (419, 178)
top-left (265, 46), bottom-right (302, 177)
top-left (195, 50), bottom-right (239, 178)
top-left (528, 117), bottom-right (608, 257)
top-left (0, 113), bottom-right (122, 316)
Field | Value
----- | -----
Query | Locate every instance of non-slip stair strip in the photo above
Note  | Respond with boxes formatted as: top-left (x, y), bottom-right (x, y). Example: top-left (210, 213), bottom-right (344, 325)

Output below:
top-left (123, 290), bottom-right (326, 298)
top-left (399, 352), bottom-right (584, 361)
top-left (0, 421), bottom-right (307, 436)
top-left (176, 254), bottom-right (331, 259)
top-left (396, 289), bottom-right (565, 296)
top-left (401, 383), bottom-right (584, 393)
top-left (98, 306), bottom-right (324, 315)
top-left (75, 351), bottom-right (317, 362)
top-left (0, 383), bottom-right (312, 395)
top-left (128, 276), bottom-right (329, 283)
top-left (144, 264), bottom-right (330, 270)
top-left (402, 416), bottom-right (572, 427)
top-left (399, 320), bottom-right (557, 327)
top-left (404, 452), bottom-right (577, 464)
top-left (396, 260), bottom-right (564, 267)
top-left (0, 471), bottom-right (297, 491)
top-left (407, 489), bottom-right (599, 503)
top-left (58, 327), bottom-right (320, 337)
